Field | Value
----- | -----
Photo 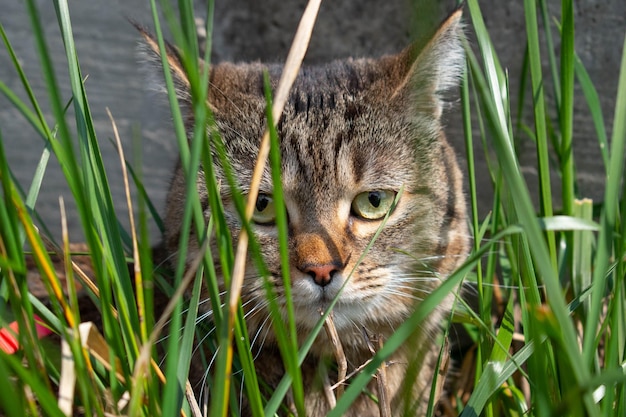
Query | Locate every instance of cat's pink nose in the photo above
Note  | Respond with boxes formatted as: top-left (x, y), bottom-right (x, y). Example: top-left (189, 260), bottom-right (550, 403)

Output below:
top-left (301, 264), bottom-right (338, 287)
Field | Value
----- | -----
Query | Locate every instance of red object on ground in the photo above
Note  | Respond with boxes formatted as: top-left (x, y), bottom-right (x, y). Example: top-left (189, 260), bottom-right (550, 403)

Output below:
top-left (0, 315), bottom-right (53, 354)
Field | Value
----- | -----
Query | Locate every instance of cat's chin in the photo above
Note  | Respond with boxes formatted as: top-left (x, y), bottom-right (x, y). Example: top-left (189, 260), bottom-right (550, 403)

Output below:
top-left (291, 299), bottom-right (375, 335)
top-left (288, 276), bottom-right (390, 333)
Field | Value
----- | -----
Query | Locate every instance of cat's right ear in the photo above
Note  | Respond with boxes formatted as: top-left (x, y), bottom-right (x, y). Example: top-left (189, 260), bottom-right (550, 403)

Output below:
top-left (134, 23), bottom-right (194, 109)
top-left (385, 7), bottom-right (465, 119)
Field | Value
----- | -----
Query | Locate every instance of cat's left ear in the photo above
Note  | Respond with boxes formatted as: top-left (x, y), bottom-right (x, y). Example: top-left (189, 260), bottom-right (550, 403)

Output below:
top-left (134, 23), bottom-right (196, 112)
top-left (386, 7), bottom-right (464, 119)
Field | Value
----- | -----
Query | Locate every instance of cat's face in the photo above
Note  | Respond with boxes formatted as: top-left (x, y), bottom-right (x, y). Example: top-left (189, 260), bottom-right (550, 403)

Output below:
top-left (143, 10), bottom-right (468, 348)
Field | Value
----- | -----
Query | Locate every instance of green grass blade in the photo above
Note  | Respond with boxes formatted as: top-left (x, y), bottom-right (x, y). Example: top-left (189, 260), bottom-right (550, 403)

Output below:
top-left (538, 0), bottom-right (561, 107)
top-left (460, 340), bottom-right (536, 417)
top-left (23, 0), bottom-right (85, 210)
top-left (572, 199), bottom-right (595, 316)
top-left (0, 24), bottom-right (49, 139)
top-left (583, 34), bottom-right (626, 368)
top-left (559, 0), bottom-right (576, 217)
top-left (461, 62), bottom-right (483, 302)
top-left (573, 54), bottom-right (610, 170)
top-left (126, 161), bottom-right (165, 234)
top-left (0, 81), bottom-right (46, 140)
top-left (24, 142), bottom-right (52, 211)
top-left (523, 0), bottom-right (556, 264)
top-left (488, 296), bottom-right (516, 365)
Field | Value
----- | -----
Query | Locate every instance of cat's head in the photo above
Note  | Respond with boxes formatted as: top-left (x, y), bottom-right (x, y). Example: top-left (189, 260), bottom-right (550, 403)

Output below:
top-left (140, 8), bottom-right (468, 347)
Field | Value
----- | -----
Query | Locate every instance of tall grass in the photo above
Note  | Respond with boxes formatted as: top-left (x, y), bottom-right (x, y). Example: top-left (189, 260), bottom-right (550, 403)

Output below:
top-left (0, 0), bottom-right (625, 416)
top-left (459, 1), bottom-right (626, 417)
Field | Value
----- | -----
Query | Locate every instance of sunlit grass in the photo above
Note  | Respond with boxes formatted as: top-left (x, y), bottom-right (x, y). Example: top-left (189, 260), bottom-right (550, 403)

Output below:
top-left (1, 0), bottom-right (625, 416)
top-left (459, 0), bottom-right (626, 416)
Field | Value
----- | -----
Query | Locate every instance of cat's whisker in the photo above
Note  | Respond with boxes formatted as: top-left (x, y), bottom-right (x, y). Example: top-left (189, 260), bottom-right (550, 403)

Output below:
top-left (382, 290), bottom-right (426, 302)
top-left (156, 333), bottom-right (175, 345)
top-left (190, 328), bottom-right (217, 360)
top-left (197, 345), bottom-right (221, 404)
top-left (392, 275), bottom-right (441, 283)
top-left (243, 301), bottom-right (267, 321)
top-left (250, 314), bottom-right (273, 360)
top-left (156, 291), bottom-right (229, 336)
top-left (154, 249), bottom-right (178, 269)
top-left (238, 371), bottom-right (246, 413)
top-left (195, 301), bottom-right (227, 324)
top-left (195, 312), bottom-right (213, 326)
top-left (220, 122), bottom-right (256, 146)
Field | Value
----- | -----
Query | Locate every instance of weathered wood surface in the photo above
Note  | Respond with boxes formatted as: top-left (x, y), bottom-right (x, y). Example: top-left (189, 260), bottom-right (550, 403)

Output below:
top-left (1, 0), bottom-right (624, 240)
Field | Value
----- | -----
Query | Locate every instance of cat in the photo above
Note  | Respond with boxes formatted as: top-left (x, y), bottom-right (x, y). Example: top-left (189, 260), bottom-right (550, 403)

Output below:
top-left (140, 6), bottom-right (468, 417)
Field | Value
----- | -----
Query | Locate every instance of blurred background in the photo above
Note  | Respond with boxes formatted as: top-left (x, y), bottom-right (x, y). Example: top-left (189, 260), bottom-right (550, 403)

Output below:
top-left (0, 0), bottom-right (623, 242)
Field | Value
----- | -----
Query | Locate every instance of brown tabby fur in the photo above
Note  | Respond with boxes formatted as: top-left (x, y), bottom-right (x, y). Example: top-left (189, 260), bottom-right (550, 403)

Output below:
top-left (140, 7), bottom-right (468, 416)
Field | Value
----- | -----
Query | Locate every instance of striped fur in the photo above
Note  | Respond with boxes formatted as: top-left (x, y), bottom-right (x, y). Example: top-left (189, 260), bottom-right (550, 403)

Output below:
top-left (143, 7), bottom-right (468, 416)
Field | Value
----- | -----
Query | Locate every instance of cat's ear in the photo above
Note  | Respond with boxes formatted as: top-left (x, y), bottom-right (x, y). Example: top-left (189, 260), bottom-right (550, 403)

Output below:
top-left (386, 7), bottom-right (464, 118)
top-left (134, 23), bottom-right (195, 110)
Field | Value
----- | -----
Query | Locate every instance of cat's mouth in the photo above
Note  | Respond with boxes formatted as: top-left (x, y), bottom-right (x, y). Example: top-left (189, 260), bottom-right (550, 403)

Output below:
top-left (317, 287), bottom-right (335, 303)
top-left (293, 288), bottom-right (335, 312)
top-left (304, 282), bottom-right (342, 305)
top-left (292, 301), bottom-right (368, 335)
top-left (286, 272), bottom-right (368, 329)
top-left (290, 289), bottom-right (363, 331)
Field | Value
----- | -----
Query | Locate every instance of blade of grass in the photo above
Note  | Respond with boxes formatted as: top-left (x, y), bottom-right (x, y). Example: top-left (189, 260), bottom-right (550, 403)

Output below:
top-left (538, 0), bottom-right (561, 107)
top-left (559, 0), bottom-right (576, 218)
top-left (126, 161), bottom-right (165, 234)
top-left (572, 199), bottom-right (595, 316)
top-left (523, 0), bottom-right (556, 266)
top-left (24, 142), bottom-right (52, 213)
top-left (583, 34), bottom-right (626, 369)
top-left (461, 59), bottom-right (485, 319)
top-left (514, 44), bottom-right (530, 136)
top-left (460, 340), bottom-right (537, 417)
top-left (0, 24), bottom-right (48, 139)
top-left (109, 108), bottom-right (148, 343)
top-left (461, 56), bottom-right (494, 402)
top-left (573, 54), bottom-right (610, 170)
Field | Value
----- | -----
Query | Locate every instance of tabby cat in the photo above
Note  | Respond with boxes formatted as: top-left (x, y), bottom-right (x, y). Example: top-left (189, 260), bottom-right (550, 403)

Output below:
top-left (141, 7), bottom-right (468, 417)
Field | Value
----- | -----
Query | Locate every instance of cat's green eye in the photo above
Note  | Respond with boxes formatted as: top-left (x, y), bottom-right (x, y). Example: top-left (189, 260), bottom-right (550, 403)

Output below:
top-left (351, 190), bottom-right (396, 220)
top-left (252, 193), bottom-right (276, 224)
